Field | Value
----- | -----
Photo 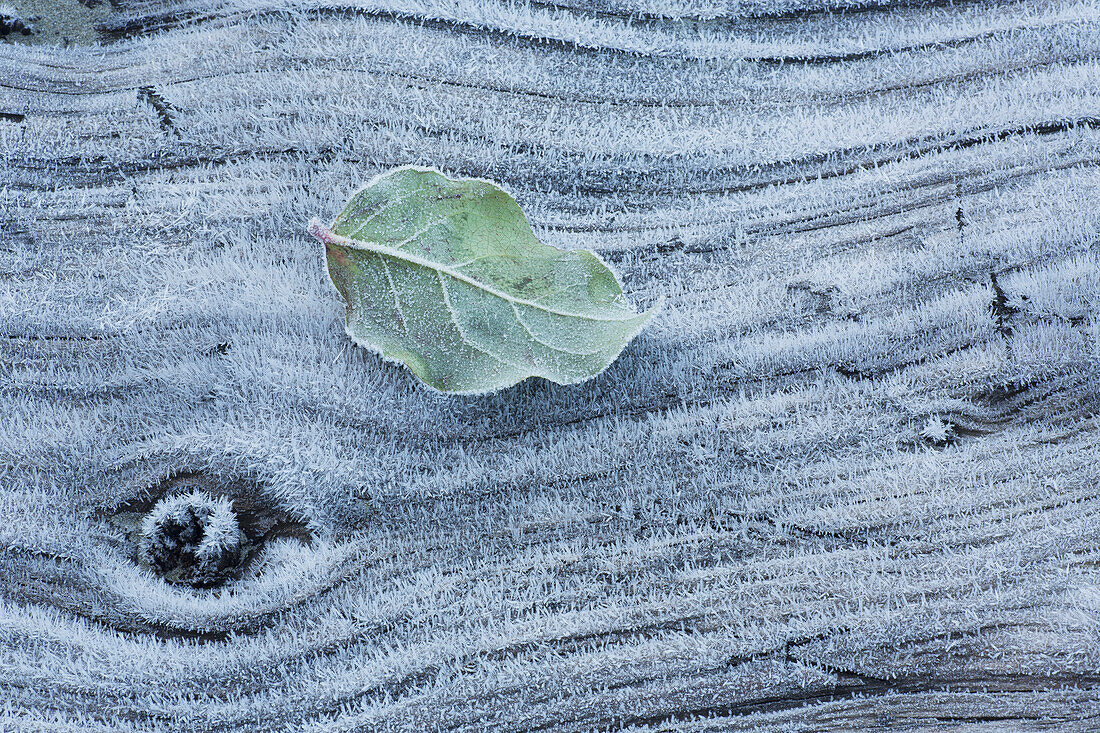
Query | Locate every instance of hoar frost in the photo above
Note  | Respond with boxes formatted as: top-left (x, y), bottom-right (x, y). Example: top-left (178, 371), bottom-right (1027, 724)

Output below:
top-left (139, 491), bottom-right (244, 587)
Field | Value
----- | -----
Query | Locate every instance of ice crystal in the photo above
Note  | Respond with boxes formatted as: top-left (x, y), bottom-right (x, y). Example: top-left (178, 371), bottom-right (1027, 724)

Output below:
top-left (138, 491), bottom-right (244, 587)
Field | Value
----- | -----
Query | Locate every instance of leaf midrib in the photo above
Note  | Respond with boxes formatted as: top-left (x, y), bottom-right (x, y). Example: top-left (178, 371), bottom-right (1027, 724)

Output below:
top-left (324, 228), bottom-right (643, 323)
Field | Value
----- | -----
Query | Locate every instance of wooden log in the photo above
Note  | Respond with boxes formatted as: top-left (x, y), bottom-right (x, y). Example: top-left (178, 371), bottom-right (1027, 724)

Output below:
top-left (2, 0), bottom-right (1099, 729)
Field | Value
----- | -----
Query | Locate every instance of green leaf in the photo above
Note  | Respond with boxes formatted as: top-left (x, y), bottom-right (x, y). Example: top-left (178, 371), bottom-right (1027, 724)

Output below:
top-left (309, 166), bottom-right (658, 394)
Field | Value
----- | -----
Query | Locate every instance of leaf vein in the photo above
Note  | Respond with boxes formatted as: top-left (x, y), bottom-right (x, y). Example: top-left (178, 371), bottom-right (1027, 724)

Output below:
top-left (436, 272), bottom-right (529, 371)
top-left (328, 230), bottom-right (643, 323)
top-left (395, 219), bottom-right (449, 249)
top-left (345, 193), bottom-right (411, 238)
top-left (510, 303), bottom-right (600, 356)
top-left (378, 255), bottom-right (408, 334)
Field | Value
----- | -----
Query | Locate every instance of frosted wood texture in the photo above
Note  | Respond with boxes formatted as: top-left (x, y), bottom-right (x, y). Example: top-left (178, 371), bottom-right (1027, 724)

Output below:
top-left (2, 0), bottom-right (1100, 729)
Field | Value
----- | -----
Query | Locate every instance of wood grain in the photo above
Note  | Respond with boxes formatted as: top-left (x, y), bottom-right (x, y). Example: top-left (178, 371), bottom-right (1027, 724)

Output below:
top-left (2, 0), bottom-right (1099, 729)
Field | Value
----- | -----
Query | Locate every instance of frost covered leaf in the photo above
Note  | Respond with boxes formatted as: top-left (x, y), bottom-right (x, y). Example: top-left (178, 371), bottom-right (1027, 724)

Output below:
top-left (309, 166), bottom-right (657, 394)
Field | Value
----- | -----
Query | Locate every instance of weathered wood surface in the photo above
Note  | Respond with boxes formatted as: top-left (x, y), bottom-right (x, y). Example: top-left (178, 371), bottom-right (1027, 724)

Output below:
top-left (3, 0), bottom-right (1100, 729)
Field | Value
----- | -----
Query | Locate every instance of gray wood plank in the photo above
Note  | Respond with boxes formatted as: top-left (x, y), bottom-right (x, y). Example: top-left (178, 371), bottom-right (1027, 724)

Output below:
top-left (1, 0), bottom-right (1099, 729)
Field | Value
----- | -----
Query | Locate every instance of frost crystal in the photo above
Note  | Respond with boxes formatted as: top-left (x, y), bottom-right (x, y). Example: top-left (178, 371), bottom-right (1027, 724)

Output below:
top-left (921, 414), bottom-right (954, 446)
top-left (138, 491), bottom-right (244, 587)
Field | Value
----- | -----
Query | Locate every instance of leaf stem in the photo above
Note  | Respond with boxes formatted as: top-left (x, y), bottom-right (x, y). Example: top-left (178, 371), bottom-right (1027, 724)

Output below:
top-left (308, 218), bottom-right (338, 246)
